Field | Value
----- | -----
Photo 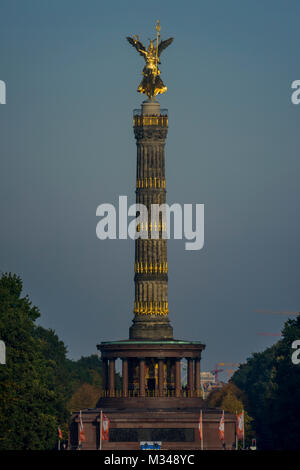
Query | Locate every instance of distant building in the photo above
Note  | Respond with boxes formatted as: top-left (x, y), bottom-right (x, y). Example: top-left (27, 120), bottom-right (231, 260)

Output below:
top-left (200, 372), bottom-right (216, 385)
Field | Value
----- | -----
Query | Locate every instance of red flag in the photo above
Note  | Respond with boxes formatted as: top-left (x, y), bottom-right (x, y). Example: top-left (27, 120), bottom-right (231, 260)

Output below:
top-left (218, 410), bottom-right (225, 442)
top-left (79, 411), bottom-right (86, 443)
top-left (198, 410), bottom-right (203, 442)
top-left (236, 411), bottom-right (244, 441)
top-left (58, 427), bottom-right (63, 440)
top-left (102, 414), bottom-right (110, 441)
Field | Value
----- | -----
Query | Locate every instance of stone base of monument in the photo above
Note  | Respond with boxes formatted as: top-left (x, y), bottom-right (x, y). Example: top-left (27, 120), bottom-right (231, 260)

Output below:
top-left (69, 407), bottom-right (236, 450)
top-left (69, 339), bottom-right (236, 450)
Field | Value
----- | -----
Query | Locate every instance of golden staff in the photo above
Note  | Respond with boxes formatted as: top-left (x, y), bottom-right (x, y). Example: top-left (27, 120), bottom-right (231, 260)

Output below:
top-left (155, 19), bottom-right (161, 68)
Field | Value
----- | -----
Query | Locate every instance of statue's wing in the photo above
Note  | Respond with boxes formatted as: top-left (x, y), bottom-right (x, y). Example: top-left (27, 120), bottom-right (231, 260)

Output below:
top-left (157, 37), bottom-right (174, 56)
top-left (126, 37), bottom-right (147, 58)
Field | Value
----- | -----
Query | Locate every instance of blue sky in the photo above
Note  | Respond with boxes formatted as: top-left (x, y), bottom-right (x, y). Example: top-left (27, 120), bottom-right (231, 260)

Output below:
top-left (1, 0), bottom-right (300, 380)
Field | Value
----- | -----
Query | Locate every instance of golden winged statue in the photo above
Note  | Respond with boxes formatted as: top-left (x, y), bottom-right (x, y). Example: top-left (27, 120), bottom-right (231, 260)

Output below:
top-left (126, 20), bottom-right (174, 100)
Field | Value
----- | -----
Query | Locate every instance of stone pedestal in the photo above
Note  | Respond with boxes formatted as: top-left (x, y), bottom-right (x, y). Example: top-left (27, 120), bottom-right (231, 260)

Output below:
top-left (129, 316), bottom-right (173, 340)
top-left (68, 341), bottom-right (240, 450)
top-left (70, 408), bottom-right (237, 450)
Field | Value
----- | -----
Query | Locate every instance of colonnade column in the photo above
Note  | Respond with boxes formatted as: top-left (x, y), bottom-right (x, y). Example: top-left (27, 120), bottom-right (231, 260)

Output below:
top-left (187, 358), bottom-right (194, 396)
top-left (109, 359), bottom-right (115, 396)
top-left (195, 358), bottom-right (201, 396)
top-left (158, 359), bottom-right (164, 397)
top-left (139, 358), bottom-right (145, 397)
top-left (175, 359), bottom-right (181, 397)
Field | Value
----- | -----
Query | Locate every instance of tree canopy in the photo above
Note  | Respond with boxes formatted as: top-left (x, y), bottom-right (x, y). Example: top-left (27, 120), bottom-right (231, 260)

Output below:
top-left (0, 272), bottom-right (120, 449)
top-left (231, 315), bottom-right (300, 450)
top-left (0, 273), bottom-right (68, 449)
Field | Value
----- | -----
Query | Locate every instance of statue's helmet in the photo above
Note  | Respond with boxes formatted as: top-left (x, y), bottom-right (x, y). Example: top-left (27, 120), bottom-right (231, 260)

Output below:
top-left (149, 40), bottom-right (154, 52)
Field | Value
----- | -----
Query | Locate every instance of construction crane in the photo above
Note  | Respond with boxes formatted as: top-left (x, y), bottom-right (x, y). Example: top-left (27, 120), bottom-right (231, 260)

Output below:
top-left (218, 363), bottom-right (240, 382)
top-left (210, 364), bottom-right (224, 384)
top-left (257, 332), bottom-right (281, 337)
top-left (255, 309), bottom-right (298, 337)
top-left (218, 362), bottom-right (240, 368)
top-left (255, 310), bottom-right (299, 316)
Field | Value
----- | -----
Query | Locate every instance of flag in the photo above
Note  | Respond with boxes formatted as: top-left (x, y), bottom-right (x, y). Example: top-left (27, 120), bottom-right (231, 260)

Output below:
top-left (79, 411), bottom-right (86, 443)
top-left (58, 427), bottom-right (63, 440)
top-left (102, 414), bottom-right (110, 441)
top-left (198, 410), bottom-right (203, 442)
top-left (236, 411), bottom-right (244, 441)
top-left (218, 410), bottom-right (225, 442)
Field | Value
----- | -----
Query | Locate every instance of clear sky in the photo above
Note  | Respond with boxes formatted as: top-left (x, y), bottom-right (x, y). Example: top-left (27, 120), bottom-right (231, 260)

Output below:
top-left (1, 0), bottom-right (300, 380)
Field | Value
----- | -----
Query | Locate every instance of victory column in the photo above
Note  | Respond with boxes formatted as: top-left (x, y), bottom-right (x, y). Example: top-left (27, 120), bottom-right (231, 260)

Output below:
top-left (70, 22), bottom-right (236, 450)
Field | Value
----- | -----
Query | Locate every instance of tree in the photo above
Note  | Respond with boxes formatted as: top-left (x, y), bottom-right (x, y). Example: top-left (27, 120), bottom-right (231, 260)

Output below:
top-left (0, 272), bottom-right (122, 449)
top-left (68, 383), bottom-right (100, 412)
top-left (206, 382), bottom-right (254, 446)
top-left (232, 315), bottom-right (300, 449)
top-left (67, 354), bottom-right (104, 390)
top-left (0, 273), bottom-right (69, 449)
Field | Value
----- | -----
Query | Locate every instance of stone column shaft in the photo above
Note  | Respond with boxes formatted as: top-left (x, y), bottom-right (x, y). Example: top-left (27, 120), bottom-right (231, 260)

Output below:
top-left (109, 359), bottom-right (115, 395)
top-left (130, 102), bottom-right (173, 340)
top-left (158, 359), bottom-right (164, 397)
top-left (195, 358), bottom-right (201, 396)
top-left (187, 359), bottom-right (194, 395)
top-left (139, 359), bottom-right (145, 397)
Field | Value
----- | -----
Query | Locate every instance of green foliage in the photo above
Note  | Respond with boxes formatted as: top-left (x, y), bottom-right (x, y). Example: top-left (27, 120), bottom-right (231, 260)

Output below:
top-left (68, 383), bottom-right (100, 412)
top-left (232, 315), bottom-right (300, 449)
top-left (66, 354), bottom-right (122, 412)
top-left (206, 382), bottom-right (254, 446)
top-left (0, 272), bottom-right (122, 448)
top-left (0, 274), bottom-right (102, 447)
top-left (67, 354), bottom-right (104, 390)
top-left (0, 273), bottom-right (68, 449)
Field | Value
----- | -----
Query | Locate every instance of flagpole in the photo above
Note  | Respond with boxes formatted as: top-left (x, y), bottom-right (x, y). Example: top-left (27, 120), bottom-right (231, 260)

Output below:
top-left (201, 410), bottom-right (203, 451)
top-left (223, 410), bottom-right (225, 450)
top-left (242, 409), bottom-right (245, 450)
top-left (99, 409), bottom-right (103, 450)
top-left (58, 426), bottom-right (61, 451)
top-left (79, 410), bottom-right (81, 450)
top-left (235, 410), bottom-right (238, 450)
